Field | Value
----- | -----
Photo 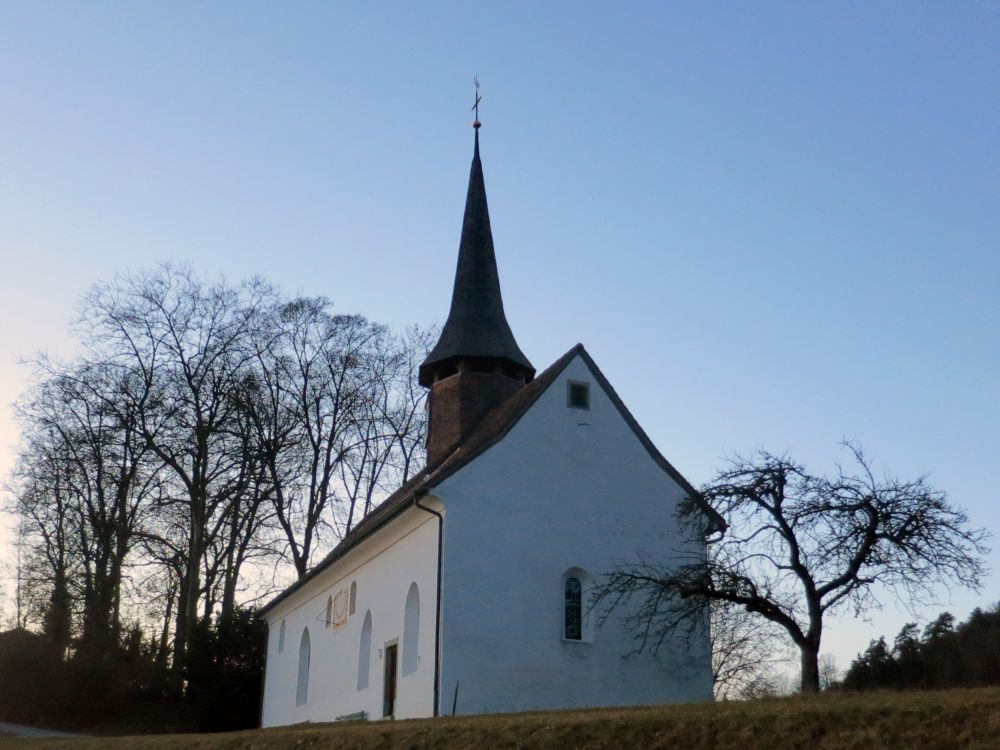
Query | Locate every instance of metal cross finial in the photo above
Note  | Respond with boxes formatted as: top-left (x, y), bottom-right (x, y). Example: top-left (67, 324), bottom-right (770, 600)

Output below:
top-left (472, 75), bottom-right (482, 128)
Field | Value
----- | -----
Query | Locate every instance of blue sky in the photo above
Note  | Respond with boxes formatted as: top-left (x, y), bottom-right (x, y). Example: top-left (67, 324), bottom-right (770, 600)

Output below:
top-left (1, 2), bottom-right (998, 674)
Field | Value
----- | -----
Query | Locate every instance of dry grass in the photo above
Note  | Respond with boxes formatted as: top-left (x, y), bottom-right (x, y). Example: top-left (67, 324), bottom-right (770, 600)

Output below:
top-left (2, 687), bottom-right (1000, 750)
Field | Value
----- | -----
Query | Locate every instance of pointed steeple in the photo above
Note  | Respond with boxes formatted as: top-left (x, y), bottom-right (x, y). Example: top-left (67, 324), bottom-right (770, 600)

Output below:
top-left (418, 128), bottom-right (534, 387)
top-left (419, 118), bottom-right (535, 467)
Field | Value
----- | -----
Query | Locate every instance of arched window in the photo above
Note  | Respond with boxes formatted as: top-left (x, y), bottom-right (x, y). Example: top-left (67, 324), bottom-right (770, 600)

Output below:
top-left (349, 580), bottom-right (357, 615)
top-left (564, 577), bottom-right (582, 640)
top-left (278, 619), bottom-right (286, 653)
top-left (325, 595), bottom-right (333, 628)
top-left (402, 582), bottom-right (420, 675)
top-left (296, 628), bottom-right (311, 706)
top-left (357, 610), bottom-right (373, 690)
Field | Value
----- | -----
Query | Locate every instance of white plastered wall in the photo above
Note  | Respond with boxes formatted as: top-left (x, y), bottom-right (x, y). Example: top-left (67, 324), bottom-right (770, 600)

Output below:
top-left (260, 504), bottom-right (439, 726)
top-left (436, 351), bottom-right (713, 714)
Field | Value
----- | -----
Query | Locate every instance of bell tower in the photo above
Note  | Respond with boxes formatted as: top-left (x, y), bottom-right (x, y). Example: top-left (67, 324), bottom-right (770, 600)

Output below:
top-left (419, 118), bottom-right (534, 467)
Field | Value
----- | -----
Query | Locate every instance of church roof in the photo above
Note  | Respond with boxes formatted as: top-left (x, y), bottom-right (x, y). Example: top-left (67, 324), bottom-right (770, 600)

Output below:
top-left (418, 130), bottom-right (534, 386)
top-left (260, 344), bottom-right (724, 617)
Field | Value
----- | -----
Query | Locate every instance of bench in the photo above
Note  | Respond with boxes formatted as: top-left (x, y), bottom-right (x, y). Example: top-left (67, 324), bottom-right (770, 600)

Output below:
top-left (335, 711), bottom-right (368, 722)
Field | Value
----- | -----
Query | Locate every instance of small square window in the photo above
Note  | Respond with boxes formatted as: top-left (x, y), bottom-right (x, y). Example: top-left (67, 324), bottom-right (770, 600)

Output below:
top-left (567, 381), bottom-right (590, 410)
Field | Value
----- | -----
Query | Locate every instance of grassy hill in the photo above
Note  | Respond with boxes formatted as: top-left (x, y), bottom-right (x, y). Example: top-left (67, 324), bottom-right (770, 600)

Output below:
top-left (2, 687), bottom-right (1000, 750)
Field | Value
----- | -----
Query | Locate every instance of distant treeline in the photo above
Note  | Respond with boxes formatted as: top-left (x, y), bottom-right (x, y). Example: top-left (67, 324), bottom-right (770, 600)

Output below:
top-left (843, 603), bottom-right (1000, 691)
top-left (0, 607), bottom-right (263, 732)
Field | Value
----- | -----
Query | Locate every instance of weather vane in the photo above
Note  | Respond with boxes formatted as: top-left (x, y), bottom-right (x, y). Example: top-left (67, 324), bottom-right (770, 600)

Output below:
top-left (472, 75), bottom-right (482, 129)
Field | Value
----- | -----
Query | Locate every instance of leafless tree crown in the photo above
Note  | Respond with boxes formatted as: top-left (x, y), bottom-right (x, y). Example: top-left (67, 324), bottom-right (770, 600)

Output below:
top-left (596, 444), bottom-right (988, 694)
top-left (5, 264), bottom-right (433, 683)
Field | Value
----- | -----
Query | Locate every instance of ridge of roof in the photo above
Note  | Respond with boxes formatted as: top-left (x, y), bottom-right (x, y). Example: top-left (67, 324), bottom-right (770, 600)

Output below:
top-left (258, 470), bottom-right (431, 616)
top-left (420, 343), bottom-right (582, 485)
top-left (571, 347), bottom-right (726, 536)
top-left (259, 346), bottom-right (580, 616)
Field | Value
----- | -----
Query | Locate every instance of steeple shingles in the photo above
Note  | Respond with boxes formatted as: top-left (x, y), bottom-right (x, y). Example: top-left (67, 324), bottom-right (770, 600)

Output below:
top-left (418, 130), bottom-right (534, 386)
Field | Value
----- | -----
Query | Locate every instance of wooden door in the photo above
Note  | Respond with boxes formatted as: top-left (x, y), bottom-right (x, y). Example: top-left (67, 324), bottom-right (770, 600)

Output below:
top-left (383, 643), bottom-right (398, 718)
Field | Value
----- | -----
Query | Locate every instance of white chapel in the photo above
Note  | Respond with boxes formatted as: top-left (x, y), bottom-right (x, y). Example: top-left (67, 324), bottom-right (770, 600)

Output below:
top-left (259, 122), bottom-right (723, 726)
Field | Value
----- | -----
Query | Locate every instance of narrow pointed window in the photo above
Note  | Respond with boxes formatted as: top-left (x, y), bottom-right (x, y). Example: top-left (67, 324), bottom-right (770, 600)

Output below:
top-left (278, 619), bottom-right (286, 653)
top-left (325, 596), bottom-right (333, 628)
top-left (296, 628), bottom-right (311, 706)
top-left (565, 577), bottom-right (582, 640)
top-left (402, 583), bottom-right (420, 675)
top-left (357, 610), bottom-right (373, 691)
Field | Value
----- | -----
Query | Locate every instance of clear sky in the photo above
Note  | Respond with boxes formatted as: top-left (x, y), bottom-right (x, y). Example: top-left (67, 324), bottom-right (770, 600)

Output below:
top-left (1, 2), bottom-right (998, 674)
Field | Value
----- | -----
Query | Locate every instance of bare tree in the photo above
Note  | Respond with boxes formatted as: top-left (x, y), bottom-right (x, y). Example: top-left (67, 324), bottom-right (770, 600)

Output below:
top-left (8, 425), bottom-right (74, 651)
top-left (80, 264), bottom-right (271, 679)
top-left (336, 325), bottom-right (431, 533)
top-left (710, 599), bottom-right (791, 699)
top-left (245, 299), bottom-right (375, 576)
top-left (382, 326), bottom-right (433, 485)
top-left (0, 568), bottom-right (10, 630)
top-left (17, 360), bottom-right (156, 653)
top-left (737, 670), bottom-right (790, 700)
top-left (5, 263), bottom-right (431, 691)
top-left (200, 408), bottom-right (276, 632)
top-left (818, 653), bottom-right (840, 690)
top-left (597, 444), bottom-right (988, 693)
top-left (246, 299), bottom-right (430, 576)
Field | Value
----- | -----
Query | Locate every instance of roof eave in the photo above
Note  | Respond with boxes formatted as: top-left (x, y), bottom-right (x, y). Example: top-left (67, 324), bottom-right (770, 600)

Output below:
top-left (258, 481), bottom-right (432, 617)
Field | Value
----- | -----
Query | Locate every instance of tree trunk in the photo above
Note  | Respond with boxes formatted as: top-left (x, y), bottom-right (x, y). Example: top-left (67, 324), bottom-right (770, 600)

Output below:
top-left (110, 546), bottom-right (125, 645)
top-left (172, 568), bottom-right (190, 681)
top-left (43, 567), bottom-right (71, 656)
top-left (173, 509), bottom-right (204, 688)
top-left (800, 644), bottom-right (820, 694)
top-left (158, 584), bottom-right (175, 669)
